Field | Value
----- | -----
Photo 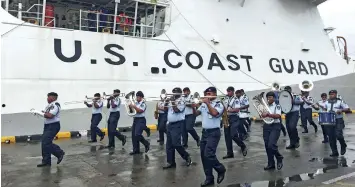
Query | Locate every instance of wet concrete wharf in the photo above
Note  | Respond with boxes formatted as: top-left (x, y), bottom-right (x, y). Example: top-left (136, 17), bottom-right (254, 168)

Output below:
top-left (2, 115), bottom-right (355, 187)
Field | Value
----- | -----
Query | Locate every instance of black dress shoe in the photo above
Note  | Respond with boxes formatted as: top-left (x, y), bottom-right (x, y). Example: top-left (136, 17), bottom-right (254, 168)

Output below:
top-left (145, 142), bottom-right (150, 153)
top-left (241, 146), bottom-right (248, 157)
top-left (100, 135), bottom-right (104, 141)
top-left (122, 136), bottom-right (127, 146)
top-left (88, 140), bottom-right (97, 143)
top-left (217, 170), bottom-right (226, 184)
top-left (322, 139), bottom-right (329, 143)
top-left (264, 165), bottom-right (275, 170)
top-left (185, 156), bottom-right (192, 166)
top-left (37, 163), bottom-right (51, 167)
top-left (201, 180), bottom-right (214, 187)
top-left (163, 163), bottom-right (176, 169)
top-left (314, 125), bottom-right (318, 133)
top-left (330, 153), bottom-right (339, 157)
top-left (104, 145), bottom-right (115, 149)
top-left (286, 145), bottom-right (295, 149)
top-left (295, 142), bottom-right (300, 148)
top-left (222, 155), bottom-right (234, 159)
top-left (196, 139), bottom-right (201, 147)
top-left (157, 139), bottom-right (162, 142)
top-left (302, 130), bottom-right (308, 133)
top-left (277, 158), bottom-right (283, 170)
top-left (57, 152), bottom-right (65, 164)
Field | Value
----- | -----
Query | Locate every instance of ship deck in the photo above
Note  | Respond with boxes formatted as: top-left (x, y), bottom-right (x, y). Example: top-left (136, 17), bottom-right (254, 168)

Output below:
top-left (2, 116), bottom-right (355, 187)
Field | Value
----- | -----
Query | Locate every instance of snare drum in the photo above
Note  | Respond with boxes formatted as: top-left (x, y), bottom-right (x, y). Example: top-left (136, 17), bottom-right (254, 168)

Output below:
top-left (318, 112), bottom-right (336, 126)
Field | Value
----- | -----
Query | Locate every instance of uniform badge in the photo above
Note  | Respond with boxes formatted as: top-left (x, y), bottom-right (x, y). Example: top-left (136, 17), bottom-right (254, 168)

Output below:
top-left (276, 105), bottom-right (281, 110)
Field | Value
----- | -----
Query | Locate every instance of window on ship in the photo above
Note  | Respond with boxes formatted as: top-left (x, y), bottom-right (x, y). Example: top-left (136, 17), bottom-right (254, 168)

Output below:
top-left (2, 0), bottom-right (169, 38)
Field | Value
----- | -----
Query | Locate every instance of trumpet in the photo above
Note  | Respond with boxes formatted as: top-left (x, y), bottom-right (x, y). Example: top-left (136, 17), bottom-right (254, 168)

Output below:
top-left (103, 92), bottom-right (126, 99)
top-left (160, 89), bottom-right (187, 102)
top-left (64, 96), bottom-right (103, 105)
top-left (30, 108), bottom-right (45, 118)
top-left (191, 92), bottom-right (226, 104)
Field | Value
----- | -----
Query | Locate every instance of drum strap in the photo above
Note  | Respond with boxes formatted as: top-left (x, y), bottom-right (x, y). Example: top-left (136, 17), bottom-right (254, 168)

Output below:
top-left (330, 102), bottom-right (334, 112)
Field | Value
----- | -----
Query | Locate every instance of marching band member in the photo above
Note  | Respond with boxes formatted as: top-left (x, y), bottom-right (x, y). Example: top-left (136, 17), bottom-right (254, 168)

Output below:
top-left (313, 93), bottom-right (329, 143)
top-left (284, 86), bottom-right (302, 149)
top-left (182, 87), bottom-right (200, 148)
top-left (84, 93), bottom-right (105, 143)
top-left (262, 92), bottom-right (283, 171)
top-left (241, 89), bottom-right (252, 132)
top-left (193, 87), bottom-right (226, 186)
top-left (155, 95), bottom-right (168, 145)
top-left (37, 92), bottom-right (65, 167)
top-left (163, 87), bottom-right (192, 169)
top-left (300, 91), bottom-right (318, 133)
top-left (324, 90), bottom-right (349, 157)
top-left (273, 89), bottom-right (287, 136)
top-left (106, 89), bottom-right (127, 149)
top-left (222, 87), bottom-right (248, 160)
top-left (236, 90), bottom-right (251, 133)
top-left (128, 91), bottom-right (150, 155)
top-left (222, 86), bottom-right (235, 159)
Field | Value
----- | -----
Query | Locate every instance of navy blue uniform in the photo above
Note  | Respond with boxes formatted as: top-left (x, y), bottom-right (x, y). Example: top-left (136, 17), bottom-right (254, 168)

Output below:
top-left (107, 97), bottom-right (126, 148)
top-left (131, 100), bottom-right (150, 154)
top-left (263, 102), bottom-right (283, 170)
top-left (40, 100), bottom-right (65, 166)
top-left (157, 101), bottom-right (168, 144)
top-left (285, 94), bottom-right (302, 149)
top-left (300, 95), bottom-right (317, 133)
top-left (86, 99), bottom-right (104, 142)
top-left (182, 94), bottom-right (200, 147)
top-left (324, 99), bottom-right (349, 156)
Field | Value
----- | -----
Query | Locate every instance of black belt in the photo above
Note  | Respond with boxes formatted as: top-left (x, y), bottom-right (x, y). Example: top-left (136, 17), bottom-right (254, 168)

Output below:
top-left (202, 128), bottom-right (220, 132)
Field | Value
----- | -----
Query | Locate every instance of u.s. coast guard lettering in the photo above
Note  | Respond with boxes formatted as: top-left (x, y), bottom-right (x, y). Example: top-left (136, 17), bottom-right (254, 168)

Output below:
top-left (54, 39), bottom-right (328, 76)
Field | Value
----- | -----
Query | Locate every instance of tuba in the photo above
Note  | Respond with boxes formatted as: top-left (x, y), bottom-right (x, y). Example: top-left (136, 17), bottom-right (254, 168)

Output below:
top-left (299, 80), bottom-right (314, 92)
top-left (124, 91), bottom-right (137, 116)
top-left (271, 81), bottom-right (281, 91)
top-left (252, 92), bottom-right (274, 124)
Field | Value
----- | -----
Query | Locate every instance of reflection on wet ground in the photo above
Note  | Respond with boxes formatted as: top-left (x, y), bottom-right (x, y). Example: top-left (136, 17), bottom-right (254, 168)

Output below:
top-left (2, 116), bottom-right (355, 187)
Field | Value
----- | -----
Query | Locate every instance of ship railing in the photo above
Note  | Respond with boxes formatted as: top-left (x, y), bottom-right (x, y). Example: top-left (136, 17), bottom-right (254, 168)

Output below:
top-left (7, 2), bottom-right (55, 27)
top-left (134, 0), bottom-right (170, 7)
top-left (78, 9), bottom-right (166, 38)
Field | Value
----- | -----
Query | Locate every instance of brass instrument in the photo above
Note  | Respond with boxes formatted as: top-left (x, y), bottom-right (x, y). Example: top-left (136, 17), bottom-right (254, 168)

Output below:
top-left (64, 95), bottom-right (103, 105)
top-left (193, 92), bottom-right (229, 127)
top-left (154, 90), bottom-right (166, 119)
top-left (251, 92), bottom-right (274, 124)
top-left (124, 91), bottom-right (137, 116)
top-left (30, 108), bottom-right (45, 118)
top-left (271, 81), bottom-right (281, 91)
top-left (299, 80), bottom-right (314, 92)
top-left (103, 92), bottom-right (126, 99)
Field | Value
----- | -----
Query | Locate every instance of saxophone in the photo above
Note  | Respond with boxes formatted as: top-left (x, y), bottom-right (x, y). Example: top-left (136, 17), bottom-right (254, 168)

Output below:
top-left (252, 92), bottom-right (274, 124)
top-left (221, 96), bottom-right (229, 128)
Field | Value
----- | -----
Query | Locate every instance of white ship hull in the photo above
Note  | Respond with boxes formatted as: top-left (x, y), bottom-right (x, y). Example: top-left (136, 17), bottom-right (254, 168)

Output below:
top-left (1, 0), bottom-right (354, 136)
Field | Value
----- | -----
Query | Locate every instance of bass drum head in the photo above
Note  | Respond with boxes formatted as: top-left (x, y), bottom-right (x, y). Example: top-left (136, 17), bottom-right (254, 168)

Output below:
top-left (279, 90), bottom-right (293, 113)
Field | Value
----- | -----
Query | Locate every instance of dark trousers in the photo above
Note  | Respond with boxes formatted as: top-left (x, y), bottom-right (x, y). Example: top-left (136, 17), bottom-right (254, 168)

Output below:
top-left (300, 108), bottom-right (317, 131)
top-left (107, 111), bottom-right (125, 147)
top-left (263, 123), bottom-right (283, 166)
top-left (320, 124), bottom-right (328, 141)
top-left (224, 115), bottom-right (246, 155)
top-left (285, 111), bottom-right (300, 145)
top-left (200, 128), bottom-right (226, 181)
top-left (324, 118), bottom-right (347, 154)
top-left (166, 121), bottom-right (190, 164)
top-left (182, 114), bottom-right (200, 146)
top-left (132, 117), bottom-right (149, 153)
top-left (279, 117), bottom-right (287, 135)
top-left (90, 113), bottom-right (104, 141)
top-left (158, 113), bottom-right (168, 142)
top-left (237, 118), bottom-right (248, 138)
top-left (239, 117), bottom-right (250, 132)
top-left (42, 122), bottom-right (64, 164)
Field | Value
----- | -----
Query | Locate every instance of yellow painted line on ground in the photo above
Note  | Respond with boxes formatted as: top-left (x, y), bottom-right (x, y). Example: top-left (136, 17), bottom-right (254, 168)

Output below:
top-left (1, 136), bottom-right (16, 143)
top-left (335, 182), bottom-right (354, 186)
top-left (56, 132), bottom-right (71, 139)
top-left (147, 124), bottom-right (157, 130)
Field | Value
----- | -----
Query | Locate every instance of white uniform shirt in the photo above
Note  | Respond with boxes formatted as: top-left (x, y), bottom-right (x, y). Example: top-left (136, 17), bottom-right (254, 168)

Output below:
top-left (167, 97), bottom-right (186, 123)
top-left (223, 96), bottom-right (238, 116)
top-left (324, 99), bottom-right (349, 119)
top-left (317, 100), bottom-right (327, 112)
top-left (302, 96), bottom-right (314, 109)
top-left (133, 100), bottom-right (147, 118)
top-left (198, 100), bottom-right (224, 129)
top-left (267, 102), bottom-right (281, 123)
top-left (44, 101), bottom-right (60, 124)
top-left (157, 101), bottom-right (166, 114)
top-left (290, 94), bottom-right (302, 112)
top-left (238, 96), bottom-right (250, 118)
top-left (91, 100), bottom-right (103, 114)
top-left (183, 94), bottom-right (193, 115)
top-left (108, 97), bottom-right (121, 112)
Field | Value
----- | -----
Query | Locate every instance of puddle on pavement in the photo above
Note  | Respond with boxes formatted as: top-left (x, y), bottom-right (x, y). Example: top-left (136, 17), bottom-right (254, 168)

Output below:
top-left (225, 156), bottom-right (352, 187)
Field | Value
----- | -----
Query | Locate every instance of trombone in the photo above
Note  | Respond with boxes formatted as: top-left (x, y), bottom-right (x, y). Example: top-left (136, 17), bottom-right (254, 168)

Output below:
top-left (64, 95), bottom-right (104, 105)
top-left (191, 92), bottom-right (226, 104)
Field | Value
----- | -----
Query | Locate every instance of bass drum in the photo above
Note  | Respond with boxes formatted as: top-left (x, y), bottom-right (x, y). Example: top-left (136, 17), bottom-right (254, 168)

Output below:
top-left (279, 90), bottom-right (293, 114)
